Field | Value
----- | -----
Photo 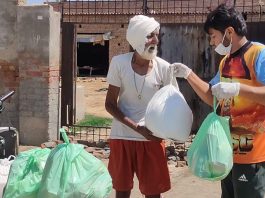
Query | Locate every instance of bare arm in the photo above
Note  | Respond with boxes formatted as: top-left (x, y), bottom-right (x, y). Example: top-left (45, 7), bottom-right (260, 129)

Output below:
top-left (186, 72), bottom-right (214, 106)
top-left (187, 73), bottom-right (265, 106)
top-left (239, 84), bottom-right (265, 106)
top-left (105, 84), bottom-right (162, 141)
top-left (105, 84), bottom-right (138, 130)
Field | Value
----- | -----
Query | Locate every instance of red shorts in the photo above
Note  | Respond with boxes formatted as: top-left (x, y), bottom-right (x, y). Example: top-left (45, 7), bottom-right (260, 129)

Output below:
top-left (108, 139), bottom-right (171, 195)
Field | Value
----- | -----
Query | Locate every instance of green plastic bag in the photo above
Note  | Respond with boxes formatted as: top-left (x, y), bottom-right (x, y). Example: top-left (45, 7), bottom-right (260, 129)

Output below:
top-left (38, 128), bottom-right (112, 198)
top-left (187, 98), bottom-right (233, 181)
top-left (3, 148), bottom-right (51, 198)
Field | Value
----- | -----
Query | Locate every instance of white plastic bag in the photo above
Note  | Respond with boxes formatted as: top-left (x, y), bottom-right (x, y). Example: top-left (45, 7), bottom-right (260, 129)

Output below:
top-left (145, 84), bottom-right (193, 141)
top-left (0, 155), bottom-right (15, 197)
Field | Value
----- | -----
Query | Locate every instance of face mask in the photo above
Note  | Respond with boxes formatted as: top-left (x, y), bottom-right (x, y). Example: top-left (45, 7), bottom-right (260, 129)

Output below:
top-left (214, 31), bottom-right (232, 55)
top-left (140, 44), bottom-right (157, 60)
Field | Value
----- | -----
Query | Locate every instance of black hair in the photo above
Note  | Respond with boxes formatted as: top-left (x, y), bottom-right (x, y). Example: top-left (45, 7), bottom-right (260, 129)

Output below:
top-left (204, 4), bottom-right (247, 36)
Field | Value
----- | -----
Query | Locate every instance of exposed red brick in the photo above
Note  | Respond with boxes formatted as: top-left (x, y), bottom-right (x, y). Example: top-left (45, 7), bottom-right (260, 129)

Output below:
top-left (50, 71), bottom-right (60, 77)
top-left (26, 71), bottom-right (43, 77)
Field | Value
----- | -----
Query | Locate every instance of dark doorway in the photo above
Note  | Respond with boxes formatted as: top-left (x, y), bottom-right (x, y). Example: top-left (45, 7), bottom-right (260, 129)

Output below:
top-left (61, 22), bottom-right (76, 126)
top-left (77, 39), bottom-right (109, 77)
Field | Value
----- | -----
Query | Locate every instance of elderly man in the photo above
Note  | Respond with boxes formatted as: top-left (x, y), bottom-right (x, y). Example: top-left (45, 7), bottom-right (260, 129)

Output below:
top-left (105, 15), bottom-right (177, 198)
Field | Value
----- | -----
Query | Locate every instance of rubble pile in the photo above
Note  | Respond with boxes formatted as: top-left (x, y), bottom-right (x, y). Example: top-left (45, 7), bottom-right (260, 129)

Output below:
top-left (40, 135), bottom-right (195, 168)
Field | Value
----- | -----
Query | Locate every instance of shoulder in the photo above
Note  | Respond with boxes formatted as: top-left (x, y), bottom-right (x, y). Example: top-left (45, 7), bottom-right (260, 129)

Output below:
top-left (248, 42), bottom-right (265, 54)
top-left (252, 42), bottom-right (265, 56)
top-left (244, 42), bottom-right (265, 64)
top-left (111, 52), bottom-right (133, 64)
top-left (248, 42), bottom-right (265, 84)
top-left (154, 56), bottom-right (170, 68)
top-left (251, 42), bottom-right (265, 48)
top-left (109, 52), bottom-right (133, 72)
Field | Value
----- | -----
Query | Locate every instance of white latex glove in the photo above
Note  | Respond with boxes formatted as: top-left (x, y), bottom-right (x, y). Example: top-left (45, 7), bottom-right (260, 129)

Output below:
top-left (170, 63), bottom-right (192, 79)
top-left (211, 82), bottom-right (240, 100)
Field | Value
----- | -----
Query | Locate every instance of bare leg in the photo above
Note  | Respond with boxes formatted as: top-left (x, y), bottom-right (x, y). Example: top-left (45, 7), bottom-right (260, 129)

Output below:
top-left (145, 194), bottom-right (161, 198)
top-left (116, 190), bottom-right (131, 198)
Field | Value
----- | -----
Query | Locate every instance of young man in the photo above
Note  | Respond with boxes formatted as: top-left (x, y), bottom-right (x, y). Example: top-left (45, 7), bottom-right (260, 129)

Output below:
top-left (171, 4), bottom-right (265, 198)
top-left (105, 15), bottom-right (177, 198)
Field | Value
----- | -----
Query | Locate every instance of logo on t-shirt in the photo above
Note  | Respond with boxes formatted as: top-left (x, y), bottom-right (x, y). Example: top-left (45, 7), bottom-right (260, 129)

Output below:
top-left (238, 174), bottom-right (248, 182)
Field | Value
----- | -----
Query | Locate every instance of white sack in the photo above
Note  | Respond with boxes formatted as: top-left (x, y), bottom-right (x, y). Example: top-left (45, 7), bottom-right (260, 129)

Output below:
top-left (145, 84), bottom-right (193, 141)
top-left (0, 155), bottom-right (15, 197)
top-left (126, 15), bottom-right (159, 54)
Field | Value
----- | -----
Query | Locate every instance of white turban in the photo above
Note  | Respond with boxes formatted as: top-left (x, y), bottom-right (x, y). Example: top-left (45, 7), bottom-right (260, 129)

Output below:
top-left (126, 15), bottom-right (160, 54)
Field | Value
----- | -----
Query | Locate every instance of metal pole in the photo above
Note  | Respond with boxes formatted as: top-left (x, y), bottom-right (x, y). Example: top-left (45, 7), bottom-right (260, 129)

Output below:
top-left (143, 0), bottom-right (148, 15)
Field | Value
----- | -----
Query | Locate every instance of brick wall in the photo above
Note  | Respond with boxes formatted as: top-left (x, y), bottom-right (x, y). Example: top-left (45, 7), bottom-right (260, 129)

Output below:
top-left (17, 0), bottom-right (26, 5)
top-left (16, 5), bottom-right (61, 145)
top-left (0, 0), bottom-right (19, 128)
top-left (77, 23), bottom-right (129, 62)
top-left (0, 60), bottom-right (19, 128)
top-left (0, 60), bottom-right (19, 90)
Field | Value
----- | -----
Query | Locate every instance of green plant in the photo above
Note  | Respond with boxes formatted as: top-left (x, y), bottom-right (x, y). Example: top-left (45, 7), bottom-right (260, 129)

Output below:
top-left (77, 114), bottom-right (112, 127)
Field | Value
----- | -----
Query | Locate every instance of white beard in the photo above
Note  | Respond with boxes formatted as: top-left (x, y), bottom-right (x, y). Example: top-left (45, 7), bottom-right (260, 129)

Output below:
top-left (140, 45), bottom-right (157, 60)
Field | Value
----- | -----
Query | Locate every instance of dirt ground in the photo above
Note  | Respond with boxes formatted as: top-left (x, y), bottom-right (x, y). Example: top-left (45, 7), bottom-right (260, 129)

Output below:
top-left (78, 77), bottom-right (221, 198)
top-left (78, 77), bottom-right (112, 119)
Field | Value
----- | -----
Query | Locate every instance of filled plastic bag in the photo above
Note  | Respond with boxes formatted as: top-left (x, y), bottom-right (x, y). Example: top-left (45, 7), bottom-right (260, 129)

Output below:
top-left (3, 148), bottom-right (51, 198)
top-left (187, 98), bottom-right (233, 181)
top-left (0, 155), bottom-right (15, 197)
top-left (145, 84), bottom-right (193, 141)
top-left (38, 128), bottom-right (112, 198)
